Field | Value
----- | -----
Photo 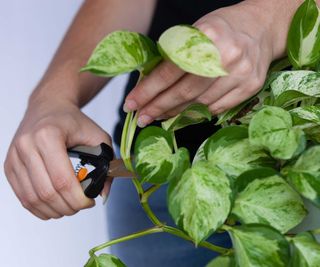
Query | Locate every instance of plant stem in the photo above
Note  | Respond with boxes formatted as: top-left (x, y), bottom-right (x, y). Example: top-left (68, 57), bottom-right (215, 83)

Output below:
top-left (89, 225), bottom-right (230, 256)
top-left (171, 131), bottom-right (178, 153)
top-left (90, 226), bottom-right (164, 255)
top-left (141, 201), bottom-right (163, 226)
top-left (163, 226), bottom-right (231, 255)
top-left (141, 185), bottom-right (161, 203)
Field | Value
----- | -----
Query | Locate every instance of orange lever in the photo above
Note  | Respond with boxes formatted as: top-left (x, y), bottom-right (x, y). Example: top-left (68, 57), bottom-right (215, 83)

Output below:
top-left (77, 167), bottom-right (88, 182)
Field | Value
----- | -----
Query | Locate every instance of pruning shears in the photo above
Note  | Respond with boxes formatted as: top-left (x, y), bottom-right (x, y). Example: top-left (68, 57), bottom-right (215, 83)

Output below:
top-left (67, 143), bottom-right (134, 198)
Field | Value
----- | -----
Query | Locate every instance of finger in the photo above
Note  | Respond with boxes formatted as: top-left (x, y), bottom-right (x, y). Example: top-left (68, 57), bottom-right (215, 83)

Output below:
top-left (159, 101), bottom-right (194, 119)
top-left (9, 170), bottom-right (49, 220)
top-left (10, 147), bottom-right (61, 219)
top-left (196, 74), bottom-right (240, 105)
top-left (36, 133), bottom-right (95, 211)
top-left (124, 61), bottom-right (185, 112)
top-left (195, 20), bottom-right (243, 68)
top-left (19, 147), bottom-right (74, 217)
top-left (208, 87), bottom-right (252, 114)
top-left (138, 74), bottom-right (212, 126)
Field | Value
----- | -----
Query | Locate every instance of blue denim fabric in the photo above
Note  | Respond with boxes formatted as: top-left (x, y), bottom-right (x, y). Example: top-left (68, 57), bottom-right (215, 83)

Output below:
top-left (106, 150), bottom-right (231, 267)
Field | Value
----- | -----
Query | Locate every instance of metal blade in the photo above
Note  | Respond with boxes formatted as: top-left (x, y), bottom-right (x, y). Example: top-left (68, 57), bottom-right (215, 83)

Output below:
top-left (108, 159), bottom-right (135, 178)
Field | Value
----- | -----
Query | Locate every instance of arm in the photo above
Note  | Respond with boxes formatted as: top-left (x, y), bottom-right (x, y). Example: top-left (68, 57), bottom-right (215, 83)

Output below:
top-left (32, 0), bottom-right (157, 107)
top-left (124, 0), bottom-right (309, 126)
top-left (4, 0), bottom-right (156, 220)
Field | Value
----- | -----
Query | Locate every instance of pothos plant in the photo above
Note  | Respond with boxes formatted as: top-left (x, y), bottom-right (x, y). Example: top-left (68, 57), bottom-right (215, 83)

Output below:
top-left (81, 0), bottom-right (320, 266)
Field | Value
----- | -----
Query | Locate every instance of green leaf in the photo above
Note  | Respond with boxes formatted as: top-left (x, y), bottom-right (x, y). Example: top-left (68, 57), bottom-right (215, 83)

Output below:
top-left (283, 146), bottom-right (320, 207)
top-left (204, 126), bottom-right (274, 178)
top-left (192, 138), bottom-right (208, 165)
top-left (290, 232), bottom-right (320, 267)
top-left (216, 100), bottom-right (251, 125)
top-left (158, 25), bottom-right (227, 77)
top-left (249, 106), bottom-right (306, 160)
top-left (234, 168), bottom-right (279, 193)
top-left (226, 224), bottom-right (290, 267)
top-left (134, 126), bottom-right (190, 184)
top-left (168, 161), bottom-right (232, 244)
top-left (270, 71), bottom-right (320, 107)
top-left (161, 103), bottom-right (211, 131)
top-left (85, 254), bottom-right (126, 267)
top-left (232, 175), bottom-right (307, 233)
top-left (206, 255), bottom-right (237, 267)
top-left (81, 31), bottom-right (161, 76)
top-left (287, 0), bottom-right (320, 69)
top-left (216, 72), bottom-right (280, 125)
top-left (290, 105), bottom-right (320, 125)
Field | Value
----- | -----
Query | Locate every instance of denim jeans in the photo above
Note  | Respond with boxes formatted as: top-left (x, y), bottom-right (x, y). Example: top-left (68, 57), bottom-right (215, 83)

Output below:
top-left (106, 149), bottom-right (231, 267)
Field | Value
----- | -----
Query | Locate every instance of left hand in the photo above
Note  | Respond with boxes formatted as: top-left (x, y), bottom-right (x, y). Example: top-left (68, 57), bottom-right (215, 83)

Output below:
top-left (123, 2), bottom-right (280, 127)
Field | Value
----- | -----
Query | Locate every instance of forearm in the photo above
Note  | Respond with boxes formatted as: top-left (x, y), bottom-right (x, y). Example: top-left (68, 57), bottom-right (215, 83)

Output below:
top-left (30, 0), bottom-right (156, 107)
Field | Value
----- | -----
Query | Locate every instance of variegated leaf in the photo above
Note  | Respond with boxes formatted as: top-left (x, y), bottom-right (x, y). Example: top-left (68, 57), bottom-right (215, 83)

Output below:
top-left (204, 126), bottom-right (274, 178)
top-left (168, 161), bottom-right (232, 245)
top-left (81, 31), bottom-right (161, 76)
top-left (290, 106), bottom-right (320, 125)
top-left (283, 146), bottom-right (320, 207)
top-left (134, 126), bottom-right (189, 184)
top-left (287, 0), bottom-right (320, 69)
top-left (290, 232), bottom-right (320, 267)
top-left (249, 106), bottom-right (306, 160)
top-left (162, 103), bottom-right (211, 132)
top-left (226, 224), bottom-right (290, 267)
top-left (270, 71), bottom-right (320, 107)
top-left (158, 25), bottom-right (226, 77)
top-left (232, 175), bottom-right (307, 233)
top-left (192, 138), bottom-right (208, 165)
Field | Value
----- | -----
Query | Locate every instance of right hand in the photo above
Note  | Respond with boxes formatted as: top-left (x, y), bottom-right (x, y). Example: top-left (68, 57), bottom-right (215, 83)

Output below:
top-left (4, 96), bottom-right (112, 220)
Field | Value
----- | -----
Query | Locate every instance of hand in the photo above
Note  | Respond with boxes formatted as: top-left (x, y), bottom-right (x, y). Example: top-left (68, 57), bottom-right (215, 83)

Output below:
top-left (4, 96), bottom-right (112, 220)
top-left (124, 2), bottom-right (278, 127)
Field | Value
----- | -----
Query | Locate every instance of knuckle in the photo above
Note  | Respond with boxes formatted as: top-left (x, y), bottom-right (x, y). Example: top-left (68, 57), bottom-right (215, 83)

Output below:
top-left (177, 86), bottom-right (194, 101)
top-left (240, 59), bottom-right (254, 74)
top-left (196, 22), bottom-right (216, 40)
top-left (22, 193), bottom-right (40, 208)
top-left (52, 176), bottom-right (72, 192)
top-left (227, 44), bottom-right (243, 63)
top-left (16, 135), bottom-right (30, 153)
top-left (157, 64), bottom-right (177, 84)
top-left (34, 125), bottom-right (61, 143)
top-left (38, 188), bottom-right (56, 202)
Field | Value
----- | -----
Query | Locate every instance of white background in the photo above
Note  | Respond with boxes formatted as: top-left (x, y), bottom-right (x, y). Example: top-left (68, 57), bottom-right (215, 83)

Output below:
top-left (0, 1), bottom-right (126, 266)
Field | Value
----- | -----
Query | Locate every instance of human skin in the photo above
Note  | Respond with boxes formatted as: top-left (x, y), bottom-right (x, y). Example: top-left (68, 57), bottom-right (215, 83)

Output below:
top-left (4, 0), bottom-right (157, 220)
top-left (4, 0), bottom-right (310, 219)
top-left (124, 0), bottom-right (308, 127)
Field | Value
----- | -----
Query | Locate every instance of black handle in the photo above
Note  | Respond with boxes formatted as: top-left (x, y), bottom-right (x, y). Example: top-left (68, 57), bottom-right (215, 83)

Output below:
top-left (68, 143), bottom-right (114, 198)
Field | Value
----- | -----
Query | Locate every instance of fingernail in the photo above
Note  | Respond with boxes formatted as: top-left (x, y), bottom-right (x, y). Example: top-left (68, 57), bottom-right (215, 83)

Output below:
top-left (137, 115), bottom-right (152, 128)
top-left (123, 99), bottom-right (138, 112)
